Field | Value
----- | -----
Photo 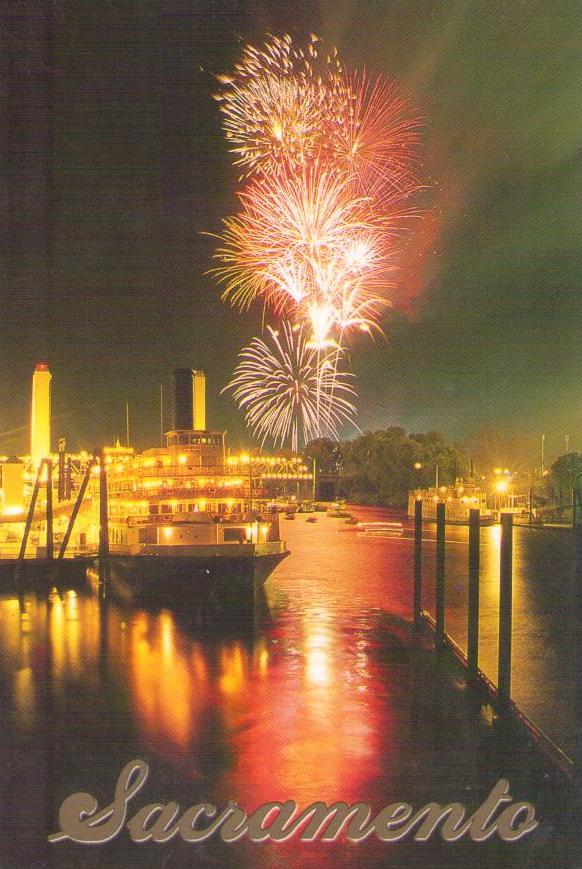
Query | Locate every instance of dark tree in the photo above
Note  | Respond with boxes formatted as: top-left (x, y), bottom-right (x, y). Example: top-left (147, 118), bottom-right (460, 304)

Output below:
top-left (551, 453), bottom-right (582, 491)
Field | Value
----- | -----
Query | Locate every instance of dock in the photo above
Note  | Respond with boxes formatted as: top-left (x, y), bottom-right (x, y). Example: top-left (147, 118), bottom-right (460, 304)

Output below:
top-left (0, 556), bottom-right (92, 586)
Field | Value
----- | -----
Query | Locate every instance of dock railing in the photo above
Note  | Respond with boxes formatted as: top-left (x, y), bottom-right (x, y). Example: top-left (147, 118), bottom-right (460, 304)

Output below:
top-left (413, 500), bottom-right (581, 785)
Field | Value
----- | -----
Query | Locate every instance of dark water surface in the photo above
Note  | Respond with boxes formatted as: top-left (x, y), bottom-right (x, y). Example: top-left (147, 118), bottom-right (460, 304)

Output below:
top-left (0, 508), bottom-right (575, 868)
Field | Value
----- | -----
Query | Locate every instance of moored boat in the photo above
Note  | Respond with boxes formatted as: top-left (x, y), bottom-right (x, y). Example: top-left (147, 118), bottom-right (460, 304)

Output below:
top-left (94, 514), bottom-right (288, 604)
top-left (408, 484), bottom-right (494, 525)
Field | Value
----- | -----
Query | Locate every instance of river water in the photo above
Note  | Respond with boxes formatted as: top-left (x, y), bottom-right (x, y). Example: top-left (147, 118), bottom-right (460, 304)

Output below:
top-left (0, 507), bottom-right (575, 867)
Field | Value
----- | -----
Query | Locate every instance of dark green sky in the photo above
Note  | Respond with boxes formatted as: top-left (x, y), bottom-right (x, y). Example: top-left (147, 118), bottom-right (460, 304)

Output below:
top-left (1, 0), bottom-right (581, 463)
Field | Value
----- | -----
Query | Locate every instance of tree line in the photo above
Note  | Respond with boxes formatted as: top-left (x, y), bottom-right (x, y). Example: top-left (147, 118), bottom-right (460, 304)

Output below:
top-left (303, 429), bottom-right (463, 508)
top-left (303, 430), bottom-right (582, 511)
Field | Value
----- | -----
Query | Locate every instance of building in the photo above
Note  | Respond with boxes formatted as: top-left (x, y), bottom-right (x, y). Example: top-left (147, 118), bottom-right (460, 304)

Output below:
top-left (0, 457), bottom-right (25, 516)
top-left (30, 362), bottom-right (51, 469)
top-left (0, 365), bottom-right (313, 556)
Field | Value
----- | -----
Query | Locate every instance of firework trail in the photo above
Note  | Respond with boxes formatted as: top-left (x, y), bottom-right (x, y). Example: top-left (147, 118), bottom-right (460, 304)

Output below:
top-left (224, 322), bottom-right (357, 452)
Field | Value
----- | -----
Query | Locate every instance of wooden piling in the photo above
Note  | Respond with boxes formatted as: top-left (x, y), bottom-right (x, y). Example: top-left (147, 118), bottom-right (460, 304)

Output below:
top-left (46, 458), bottom-right (53, 560)
top-left (575, 512), bottom-right (582, 789)
top-left (98, 451), bottom-right (110, 582)
top-left (435, 501), bottom-right (446, 647)
top-left (498, 513), bottom-right (513, 704)
top-left (57, 439), bottom-right (66, 501)
top-left (467, 508), bottom-right (480, 678)
top-left (65, 456), bottom-right (72, 500)
top-left (413, 499), bottom-right (423, 630)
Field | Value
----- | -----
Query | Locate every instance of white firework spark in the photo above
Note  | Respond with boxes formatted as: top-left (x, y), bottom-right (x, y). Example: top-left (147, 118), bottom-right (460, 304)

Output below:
top-left (224, 322), bottom-right (357, 452)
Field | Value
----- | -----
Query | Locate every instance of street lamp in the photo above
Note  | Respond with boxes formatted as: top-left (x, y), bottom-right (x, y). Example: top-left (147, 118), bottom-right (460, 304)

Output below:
top-left (412, 461), bottom-right (441, 489)
top-left (411, 462), bottom-right (423, 496)
top-left (494, 478), bottom-right (508, 514)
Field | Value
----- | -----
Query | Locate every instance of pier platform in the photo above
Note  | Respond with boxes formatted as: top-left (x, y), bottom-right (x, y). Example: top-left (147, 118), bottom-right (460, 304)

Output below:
top-left (0, 556), bottom-right (92, 586)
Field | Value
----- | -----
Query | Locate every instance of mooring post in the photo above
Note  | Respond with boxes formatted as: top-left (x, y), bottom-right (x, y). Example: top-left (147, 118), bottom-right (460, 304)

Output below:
top-left (413, 499), bottom-right (423, 630)
top-left (467, 508), bottom-right (480, 678)
top-left (498, 512), bottom-right (513, 704)
top-left (46, 458), bottom-right (53, 559)
top-left (98, 451), bottom-right (110, 582)
top-left (575, 504), bottom-right (582, 790)
top-left (573, 487), bottom-right (577, 530)
top-left (57, 439), bottom-right (66, 501)
top-left (435, 501), bottom-right (446, 647)
top-left (65, 456), bottom-right (72, 500)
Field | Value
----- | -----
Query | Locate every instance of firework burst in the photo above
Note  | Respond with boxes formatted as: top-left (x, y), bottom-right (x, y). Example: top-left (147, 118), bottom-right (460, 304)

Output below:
top-left (211, 33), bottom-right (424, 448)
top-left (214, 33), bottom-right (342, 177)
top-left (211, 163), bottom-right (392, 341)
top-left (224, 322), bottom-right (357, 452)
top-left (324, 69), bottom-right (422, 206)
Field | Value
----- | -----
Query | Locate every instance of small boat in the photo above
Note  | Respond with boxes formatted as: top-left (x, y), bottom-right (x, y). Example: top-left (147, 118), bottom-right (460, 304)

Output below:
top-left (357, 520), bottom-right (403, 537)
top-left (305, 516), bottom-right (318, 523)
top-left (284, 512), bottom-right (296, 520)
top-left (297, 503), bottom-right (315, 514)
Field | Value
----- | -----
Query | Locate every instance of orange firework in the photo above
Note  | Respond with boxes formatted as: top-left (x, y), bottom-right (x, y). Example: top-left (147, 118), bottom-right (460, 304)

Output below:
top-left (211, 164), bottom-right (392, 343)
top-left (324, 69), bottom-right (422, 206)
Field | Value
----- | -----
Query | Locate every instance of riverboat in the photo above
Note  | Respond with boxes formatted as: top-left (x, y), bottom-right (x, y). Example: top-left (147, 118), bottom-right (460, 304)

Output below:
top-left (0, 368), bottom-right (303, 603)
top-left (408, 484), bottom-right (495, 525)
top-left (94, 513), bottom-right (288, 603)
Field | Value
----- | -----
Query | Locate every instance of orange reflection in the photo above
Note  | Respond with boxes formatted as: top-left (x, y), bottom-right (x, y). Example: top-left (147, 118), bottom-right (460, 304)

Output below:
top-left (13, 666), bottom-right (34, 725)
top-left (218, 606), bottom-right (379, 812)
top-left (255, 640), bottom-right (269, 678)
top-left (305, 620), bottom-right (332, 688)
top-left (219, 643), bottom-right (246, 695)
top-left (128, 610), bottom-right (202, 761)
top-left (49, 593), bottom-right (65, 677)
top-left (47, 591), bottom-right (82, 679)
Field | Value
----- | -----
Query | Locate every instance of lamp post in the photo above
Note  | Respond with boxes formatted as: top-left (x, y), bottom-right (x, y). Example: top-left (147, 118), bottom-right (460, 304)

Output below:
top-left (411, 462), bottom-right (425, 511)
top-left (495, 478), bottom-right (508, 514)
top-left (312, 457), bottom-right (316, 503)
top-left (412, 460), bottom-right (442, 495)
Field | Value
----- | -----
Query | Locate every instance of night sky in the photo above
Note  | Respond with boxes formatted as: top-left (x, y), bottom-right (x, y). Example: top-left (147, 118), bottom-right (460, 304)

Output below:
top-left (1, 0), bottom-right (581, 463)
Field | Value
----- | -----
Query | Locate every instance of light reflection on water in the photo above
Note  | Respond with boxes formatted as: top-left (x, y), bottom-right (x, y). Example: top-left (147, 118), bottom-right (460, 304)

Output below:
top-left (0, 508), bottom-right (575, 865)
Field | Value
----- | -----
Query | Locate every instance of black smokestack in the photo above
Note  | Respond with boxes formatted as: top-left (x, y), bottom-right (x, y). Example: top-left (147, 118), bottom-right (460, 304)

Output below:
top-left (173, 368), bottom-right (193, 429)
